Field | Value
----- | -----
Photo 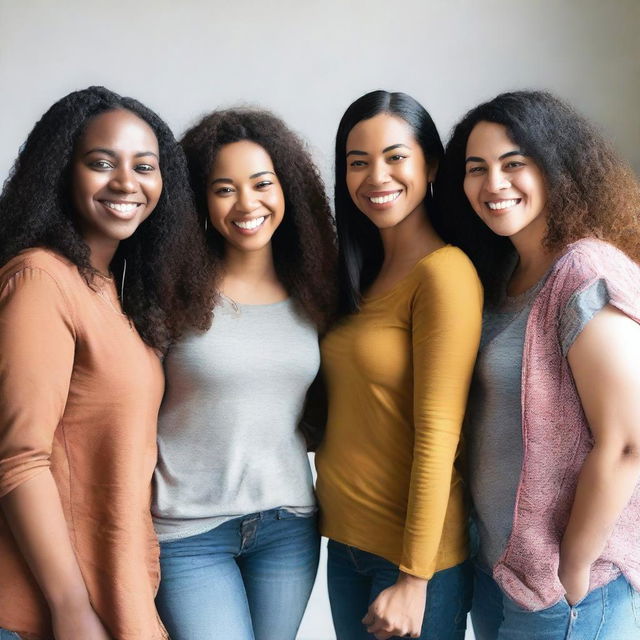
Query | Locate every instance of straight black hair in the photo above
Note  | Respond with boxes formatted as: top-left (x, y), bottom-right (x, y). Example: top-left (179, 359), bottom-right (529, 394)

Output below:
top-left (334, 90), bottom-right (445, 315)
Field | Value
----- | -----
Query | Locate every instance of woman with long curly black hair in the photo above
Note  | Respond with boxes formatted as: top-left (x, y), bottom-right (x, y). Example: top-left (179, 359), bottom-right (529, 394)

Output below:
top-left (440, 90), bottom-right (640, 639)
top-left (152, 108), bottom-right (337, 640)
top-left (0, 86), bottom-right (211, 639)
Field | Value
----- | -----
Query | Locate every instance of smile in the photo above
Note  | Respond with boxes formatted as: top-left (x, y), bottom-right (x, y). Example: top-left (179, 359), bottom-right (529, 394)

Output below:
top-left (368, 191), bottom-right (401, 204)
top-left (101, 201), bottom-right (141, 213)
top-left (233, 216), bottom-right (266, 230)
top-left (486, 198), bottom-right (521, 211)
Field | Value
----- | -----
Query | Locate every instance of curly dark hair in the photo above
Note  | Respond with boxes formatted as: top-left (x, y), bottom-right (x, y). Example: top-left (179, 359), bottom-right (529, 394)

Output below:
top-left (0, 86), bottom-right (214, 349)
top-left (334, 90), bottom-right (448, 316)
top-left (180, 108), bottom-right (337, 331)
top-left (438, 90), bottom-right (640, 302)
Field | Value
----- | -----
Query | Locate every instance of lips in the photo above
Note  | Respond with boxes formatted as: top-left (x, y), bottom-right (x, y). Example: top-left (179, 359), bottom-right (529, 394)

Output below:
top-left (367, 190), bottom-right (401, 204)
top-left (486, 198), bottom-right (521, 211)
top-left (232, 215), bottom-right (269, 233)
top-left (99, 200), bottom-right (143, 220)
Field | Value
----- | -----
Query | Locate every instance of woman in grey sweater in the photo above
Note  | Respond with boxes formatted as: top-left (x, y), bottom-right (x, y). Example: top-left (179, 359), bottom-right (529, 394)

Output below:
top-left (152, 108), bottom-right (336, 640)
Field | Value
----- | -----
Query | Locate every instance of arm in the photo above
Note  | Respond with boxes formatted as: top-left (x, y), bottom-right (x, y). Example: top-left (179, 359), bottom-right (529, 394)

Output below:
top-left (2, 477), bottom-right (111, 638)
top-left (364, 254), bottom-right (483, 639)
top-left (0, 267), bottom-right (111, 639)
top-left (560, 304), bottom-right (640, 604)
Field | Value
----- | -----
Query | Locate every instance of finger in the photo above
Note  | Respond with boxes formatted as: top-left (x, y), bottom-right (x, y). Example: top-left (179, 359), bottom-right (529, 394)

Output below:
top-left (373, 632), bottom-right (393, 640)
top-left (366, 618), bottom-right (389, 634)
top-left (362, 610), bottom-right (374, 625)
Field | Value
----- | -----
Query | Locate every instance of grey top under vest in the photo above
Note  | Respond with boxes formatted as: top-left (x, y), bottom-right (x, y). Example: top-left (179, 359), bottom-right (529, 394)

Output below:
top-left (152, 297), bottom-right (319, 542)
top-left (467, 276), bottom-right (609, 570)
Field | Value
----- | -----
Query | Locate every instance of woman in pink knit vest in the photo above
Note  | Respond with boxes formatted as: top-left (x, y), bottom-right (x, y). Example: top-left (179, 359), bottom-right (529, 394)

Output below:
top-left (439, 91), bottom-right (640, 639)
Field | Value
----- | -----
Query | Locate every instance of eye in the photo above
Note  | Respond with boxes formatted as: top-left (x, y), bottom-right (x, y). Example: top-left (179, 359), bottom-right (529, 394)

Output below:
top-left (255, 180), bottom-right (273, 189)
top-left (466, 165), bottom-right (485, 175)
top-left (135, 163), bottom-right (156, 173)
top-left (214, 186), bottom-right (235, 195)
top-left (89, 159), bottom-right (114, 170)
top-left (349, 160), bottom-right (367, 168)
top-left (388, 154), bottom-right (407, 162)
top-left (504, 160), bottom-right (525, 170)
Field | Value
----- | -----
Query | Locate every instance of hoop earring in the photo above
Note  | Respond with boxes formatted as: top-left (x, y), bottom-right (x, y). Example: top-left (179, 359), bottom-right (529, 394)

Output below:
top-left (429, 182), bottom-right (434, 199)
top-left (204, 217), bottom-right (208, 232)
top-left (120, 258), bottom-right (127, 301)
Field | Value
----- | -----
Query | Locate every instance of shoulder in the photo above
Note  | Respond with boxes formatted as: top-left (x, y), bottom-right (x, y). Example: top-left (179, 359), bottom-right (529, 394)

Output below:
top-left (411, 245), bottom-right (482, 299)
top-left (553, 238), bottom-right (640, 282)
top-left (1, 248), bottom-right (79, 286)
top-left (0, 249), bottom-right (80, 313)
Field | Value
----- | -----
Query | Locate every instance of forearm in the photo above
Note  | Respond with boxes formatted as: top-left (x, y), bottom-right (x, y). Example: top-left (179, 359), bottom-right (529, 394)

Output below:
top-left (560, 442), bottom-right (640, 570)
top-left (1, 472), bottom-right (91, 612)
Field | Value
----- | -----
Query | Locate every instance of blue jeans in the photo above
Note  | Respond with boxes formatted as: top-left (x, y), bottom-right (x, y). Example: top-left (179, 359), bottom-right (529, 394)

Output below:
top-left (327, 540), bottom-right (472, 639)
top-left (0, 631), bottom-right (21, 639)
top-left (472, 563), bottom-right (640, 639)
top-left (156, 508), bottom-right (319, 640)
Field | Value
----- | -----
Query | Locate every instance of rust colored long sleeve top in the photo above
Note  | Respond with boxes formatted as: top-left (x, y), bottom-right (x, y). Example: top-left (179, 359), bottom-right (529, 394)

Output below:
top-left (0, 249), bottom-right (166, 639)
top-left (315, 246), bottom-right (482, 579)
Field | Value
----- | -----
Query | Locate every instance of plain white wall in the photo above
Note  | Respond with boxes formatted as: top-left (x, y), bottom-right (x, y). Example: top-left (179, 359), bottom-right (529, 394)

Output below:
top-left (1, 1), bottom-right (638, 638)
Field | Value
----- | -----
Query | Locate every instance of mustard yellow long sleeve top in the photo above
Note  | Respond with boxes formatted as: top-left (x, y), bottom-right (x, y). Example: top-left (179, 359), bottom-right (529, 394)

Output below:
top-left (315, 246), bottom-right (482, 579)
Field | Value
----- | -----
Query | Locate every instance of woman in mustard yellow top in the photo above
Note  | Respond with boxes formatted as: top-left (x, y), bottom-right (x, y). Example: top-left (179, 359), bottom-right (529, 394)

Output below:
top-left (315, 90), bottom-right (483, 640)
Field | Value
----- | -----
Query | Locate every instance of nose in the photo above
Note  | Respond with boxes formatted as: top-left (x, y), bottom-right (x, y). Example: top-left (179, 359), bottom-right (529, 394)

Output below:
top-left (109, 165), bottom-right (137, 194)
top-left (367, 159), bottom-right (391, 186)
top-left (235, 187), bottom-right (258, 213)
top-left (485, 167), bottom-right (511, 193)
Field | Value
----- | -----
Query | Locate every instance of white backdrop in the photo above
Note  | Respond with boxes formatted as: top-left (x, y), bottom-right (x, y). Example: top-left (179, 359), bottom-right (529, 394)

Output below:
top-left (1, 1), bottom-right (639, 638)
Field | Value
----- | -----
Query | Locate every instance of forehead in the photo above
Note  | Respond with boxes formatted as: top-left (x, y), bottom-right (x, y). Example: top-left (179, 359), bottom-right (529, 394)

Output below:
top-left (346, 113), bottom-right (416, 150)
top-left (210, 140), bottom-right (274, 176)
top-left (466, 121), bottom-right (516, 156)
top-left (77, 109), bottom-right (158, 152)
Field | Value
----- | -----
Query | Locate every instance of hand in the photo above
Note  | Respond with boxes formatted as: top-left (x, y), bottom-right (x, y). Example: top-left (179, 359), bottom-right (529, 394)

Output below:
top-left (558, 560), bottom-right (591, 606)
top-left (52, 603), bottom-right (112, 640)
top-left (362, 573), bottom-right (427, 640)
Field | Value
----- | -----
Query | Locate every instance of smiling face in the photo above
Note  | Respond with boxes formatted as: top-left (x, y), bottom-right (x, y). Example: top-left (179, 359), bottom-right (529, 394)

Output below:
top-left (71, 109), bottom-right (162, 264)
top-left (206, 140), bottom-right (285, 256)
top-left (345, 113), bottom-right (435, 230)
top-left (464, 121), bottom-right (548, 245)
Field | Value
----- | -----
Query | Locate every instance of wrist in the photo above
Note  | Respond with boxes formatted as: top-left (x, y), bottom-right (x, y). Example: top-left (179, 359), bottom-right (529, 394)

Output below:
top-left (46, 584), bottom-right (91, 614)
top-left (396, 571), bottom-right (428, 590)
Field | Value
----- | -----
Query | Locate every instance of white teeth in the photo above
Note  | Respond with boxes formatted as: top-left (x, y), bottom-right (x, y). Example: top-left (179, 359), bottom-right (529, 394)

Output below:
top-left (487, 199), bottom-right (519, 210)
top-left (233, 216), bottom-right (265, 230)
top-left (369, 192), bottom-right (400, 204)
top-left (103, 202), bottom-right (139, 213)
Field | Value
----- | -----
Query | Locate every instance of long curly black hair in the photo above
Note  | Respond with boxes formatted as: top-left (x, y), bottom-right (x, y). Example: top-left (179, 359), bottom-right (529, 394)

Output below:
top-left (181, 108), bottom-right (337, 332)
top-left (438, 90), bottom-right (640, 303)
top-left (0, 86), bottom-right (214, 349)
top-left (334, 90), bottom-right (447, 316)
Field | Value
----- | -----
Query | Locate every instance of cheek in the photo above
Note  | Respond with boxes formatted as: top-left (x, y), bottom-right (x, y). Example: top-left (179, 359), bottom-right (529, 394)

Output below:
top-left (149, 176), bottom-right (163, 206)
top-left (345, 173), bottom-right (360, 204)
top-left (206, 196), bottom-right (229, 230)
top-left (463, 178), bottom-right (478, 207)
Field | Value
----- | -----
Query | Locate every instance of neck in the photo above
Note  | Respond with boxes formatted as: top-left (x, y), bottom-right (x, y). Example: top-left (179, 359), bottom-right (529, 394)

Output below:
top-left (508, 220), bottom-right (559, 294)
top-left (222, 244), bottom-right (278, 287)
top-left (378, 204), bottom-right (442, 266)
top-left (87, 238), bottom-right (118, 276)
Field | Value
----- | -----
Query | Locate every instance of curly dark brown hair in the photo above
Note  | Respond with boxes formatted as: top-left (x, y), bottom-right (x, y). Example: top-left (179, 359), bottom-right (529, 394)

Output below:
top-left (181, 108), bottom-right (337, 331)
top-left (438, 90), bottom-right (640, 301)
top-left (0, 86), bottom-right (214, 350)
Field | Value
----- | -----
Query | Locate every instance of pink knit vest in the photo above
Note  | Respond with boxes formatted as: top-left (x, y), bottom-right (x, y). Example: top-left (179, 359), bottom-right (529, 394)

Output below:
top-left (493, 238), bottom-right (640, 611)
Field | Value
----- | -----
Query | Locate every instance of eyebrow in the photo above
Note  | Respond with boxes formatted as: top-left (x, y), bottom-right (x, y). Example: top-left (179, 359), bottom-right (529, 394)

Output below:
top-left (211, 170), bottom-right (276, 185)
top-left (465, 150), bottom-right (526, 164)
top-left (83, 147), bottom-right (159, 159)
top-left (346, 143), bottom-right (411, 158)
top-left (211, 171), bottom-right (276, 184)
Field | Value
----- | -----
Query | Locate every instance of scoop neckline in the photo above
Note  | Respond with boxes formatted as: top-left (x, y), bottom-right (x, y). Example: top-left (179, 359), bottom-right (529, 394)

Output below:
top-left (362, 245), bottom-right (452, 303)
top-left (219, 293), bottom-right (291, 310)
